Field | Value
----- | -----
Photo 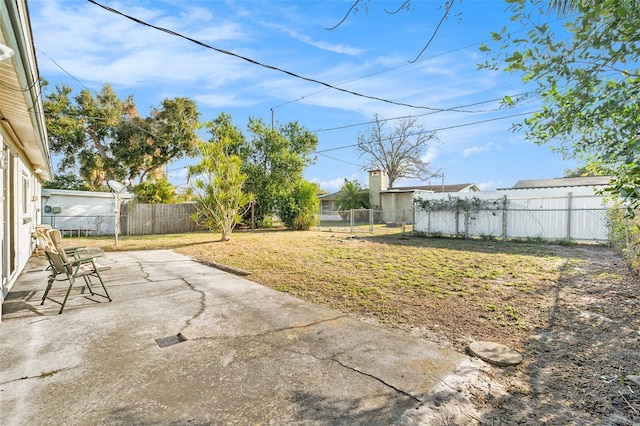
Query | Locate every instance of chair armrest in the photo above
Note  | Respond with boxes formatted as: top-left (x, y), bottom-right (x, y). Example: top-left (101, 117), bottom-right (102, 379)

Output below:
top-left (70, 256), bottom-right (97, 265)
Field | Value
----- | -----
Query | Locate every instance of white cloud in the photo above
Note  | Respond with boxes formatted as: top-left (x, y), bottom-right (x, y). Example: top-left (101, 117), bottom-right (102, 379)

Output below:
top-left (421, 146), bottom-right (438, 164)
top-left (462, 142), bottom-right (493, 157)
top-left (168, 166), bottom-right (190, 180)
top-left (477, 181), bottom-right (502, 191)
top-left (311, 173), bottom-right (362, 193)
top-left (32, 1), bottom-right (258, 95)
top-left (261, 21), bottom-right (364, 56)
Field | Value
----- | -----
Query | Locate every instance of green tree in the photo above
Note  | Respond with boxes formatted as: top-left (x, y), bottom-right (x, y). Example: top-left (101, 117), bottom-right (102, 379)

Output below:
top-left (44, 83), bottom-right (123, 188)
top-left (357, 115), bottom-right (439, 188)
top-left (133, 177), bottom-right (177, 204)
top-left (44, 82), bottom-right (200, 189)
top-left (235, 118), bottom-right (318, 227)
top-left (335, 179), bottom-right (370, 211)
top-left (188, 119), bottom-right (253, 241)
top-left (113, 97), bottom-right (201, 183)
top-left (481, 0), bottom-right (640, 210)
top-left (42, 173), bottom-right (91, 191)
top-left (278, 180), bottom-right (320, 230)
top-left (563, 165), bottom-right (604, 178)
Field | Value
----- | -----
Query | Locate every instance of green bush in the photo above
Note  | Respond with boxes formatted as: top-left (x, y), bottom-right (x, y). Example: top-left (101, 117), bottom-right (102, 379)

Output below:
top-left (278, 180), bottom-right (319, 230)
top-left (607, 204), bottom-right (640, 271)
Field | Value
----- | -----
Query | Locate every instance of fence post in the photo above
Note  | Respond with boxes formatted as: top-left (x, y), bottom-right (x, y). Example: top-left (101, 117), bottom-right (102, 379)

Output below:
top-left (566, 192), bottom-right (573, 241)
top-left (455, 211), bottom-right (460, 236)
top-left (412, 207), bottom-right (415, 228)
top-left (350, 209), bottom-right (354, 233)
top-left (369, 209), bottom-right (373, 233)
top-left (502, 195), bottom-right (508, 239)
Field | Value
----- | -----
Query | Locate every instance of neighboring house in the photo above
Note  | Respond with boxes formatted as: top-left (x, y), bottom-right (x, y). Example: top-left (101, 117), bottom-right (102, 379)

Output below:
top-left (0, 0), bottom-right (53, 318)
top-left (41, 189), bottom-right (133, 236)
top-left (319, 170), bottom-right (479, 223)
top-left (370, 170), bottom-right (479, 223)
top-left (507, 176), bottom-right (612, 190)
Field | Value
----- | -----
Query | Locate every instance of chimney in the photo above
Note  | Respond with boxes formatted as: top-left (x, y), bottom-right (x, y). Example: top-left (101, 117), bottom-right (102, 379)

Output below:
top-left (368, 170), bottom-right (387, 209)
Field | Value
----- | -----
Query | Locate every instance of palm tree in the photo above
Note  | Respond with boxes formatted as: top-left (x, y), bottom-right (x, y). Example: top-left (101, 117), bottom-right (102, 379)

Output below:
top-left (335, 179), bottom-right (370, 211)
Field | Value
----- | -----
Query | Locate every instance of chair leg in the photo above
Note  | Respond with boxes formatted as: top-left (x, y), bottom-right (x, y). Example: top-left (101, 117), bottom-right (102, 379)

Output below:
top-left (58, 276), bottom-right (75, 314)
top-left (82, 275), bottom-right (95, 295)
top-left (41, 276), bottom-right (54, 305)
top-left (94, 269), bottom-right (111, 302)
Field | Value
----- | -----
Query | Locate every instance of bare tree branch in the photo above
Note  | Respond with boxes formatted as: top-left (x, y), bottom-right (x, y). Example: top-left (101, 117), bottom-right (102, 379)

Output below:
top-left (409, 0), bottom-right (455, 63)
top-left (357, 114), bottom-right (439, 188)
top-left (385, 1), bottom-right (411, 14)
top-left (325, 0), bottom-right (361, 30)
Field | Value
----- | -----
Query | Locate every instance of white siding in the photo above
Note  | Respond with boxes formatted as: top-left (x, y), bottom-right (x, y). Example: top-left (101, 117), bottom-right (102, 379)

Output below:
top-left (41, 189), bottom-right (128, 235)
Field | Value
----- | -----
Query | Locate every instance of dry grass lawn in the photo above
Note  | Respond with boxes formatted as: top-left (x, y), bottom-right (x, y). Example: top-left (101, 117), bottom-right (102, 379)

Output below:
top-left (66, 227), bottom-right (572, 351)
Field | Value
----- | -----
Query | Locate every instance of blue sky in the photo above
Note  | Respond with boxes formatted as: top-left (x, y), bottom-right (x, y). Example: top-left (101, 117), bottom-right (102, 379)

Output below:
top-left (28, 0), bottom-right (579, 192)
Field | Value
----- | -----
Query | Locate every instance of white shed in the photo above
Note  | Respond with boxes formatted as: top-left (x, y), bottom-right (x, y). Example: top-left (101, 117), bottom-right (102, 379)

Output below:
top-left (41, 189), bottom-right (133, 236)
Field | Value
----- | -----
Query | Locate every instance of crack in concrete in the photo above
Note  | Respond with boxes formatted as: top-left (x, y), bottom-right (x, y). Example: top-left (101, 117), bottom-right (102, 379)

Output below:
top-left (179, 277), bottom-right (206, 333)
top-left (332, 358), bottom-right (422, 404)
top-left (288, 347), bottom-right (422, 404)
top-left (137, 261), bottom-right (152, 282)
top-left (185, 315), bottom-right (348, 342)
top-left (0, 367), bottom-right (73, 385)
top-left (250, 314), bottom-right (348, 338)
top-left (190, 315), bottom-right (421, 404)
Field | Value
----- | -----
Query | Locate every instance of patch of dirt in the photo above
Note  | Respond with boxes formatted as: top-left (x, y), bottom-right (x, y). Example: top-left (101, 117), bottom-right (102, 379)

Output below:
top-left (395, 245), bottom-right (640, 425)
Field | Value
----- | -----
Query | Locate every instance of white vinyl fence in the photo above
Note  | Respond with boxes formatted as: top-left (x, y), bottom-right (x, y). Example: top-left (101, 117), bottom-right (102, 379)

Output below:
top-left (414, 187), bottom-right (611, 242)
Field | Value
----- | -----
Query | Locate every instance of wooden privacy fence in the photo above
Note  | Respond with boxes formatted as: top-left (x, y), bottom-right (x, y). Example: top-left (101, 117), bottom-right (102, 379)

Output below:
top-left (120, 203), bottom-right (204, 236)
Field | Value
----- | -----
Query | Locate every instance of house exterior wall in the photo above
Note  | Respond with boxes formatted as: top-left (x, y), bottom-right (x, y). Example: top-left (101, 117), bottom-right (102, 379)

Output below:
top-left (368, 170), bottom-right (387, 209)
top-left (380, 192), bottom-right (415, 223)
top-left (0, 0), bottom-right (53, 319)
top-left (1, 136), bottom-right (43, 301)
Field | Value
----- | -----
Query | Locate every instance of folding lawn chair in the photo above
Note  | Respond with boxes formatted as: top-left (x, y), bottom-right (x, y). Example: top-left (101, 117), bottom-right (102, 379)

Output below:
top-left (34, 224), bottom-right (100, 259)
top-left (40, 228), bottom-right (112, 314)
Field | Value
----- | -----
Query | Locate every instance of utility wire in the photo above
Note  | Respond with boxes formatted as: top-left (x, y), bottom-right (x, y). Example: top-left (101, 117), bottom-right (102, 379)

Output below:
top-left (271, 12), bottom-right (573, 111)
top-left (0, 78), bottom-right (39, 93)
top-left (312, 110), bottom-right (538, 154)
top-left (316, 152), bottom-right (362, 167)
top-left (270, 41), bottom-right (494, 111)
top-left (37, 48), bottom-right (92, 91)
top-left (88, 0), bottom-right (477, 112)
top-left (311, 95), bottom-right (527, 133)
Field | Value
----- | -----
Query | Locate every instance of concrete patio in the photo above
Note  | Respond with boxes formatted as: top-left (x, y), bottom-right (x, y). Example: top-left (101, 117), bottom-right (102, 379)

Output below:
top-left (1, 249), bottom-right (478, 425)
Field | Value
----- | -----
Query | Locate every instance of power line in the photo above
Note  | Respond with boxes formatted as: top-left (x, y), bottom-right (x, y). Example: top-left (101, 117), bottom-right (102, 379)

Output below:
top-left (271, 12), bottom-right (573, 112)
top-left (88, 0), bottom-right (478, 112)
top-left (37, 48), bottom-right (91, 91)
top-left (311, 95), bottom-right (526, 133)
top-left (316, 152), bottom-right (361, 167)
top-left (270, 41), bottom-right (493, 111)
top-left (312, 110), bottom-right (538, 154)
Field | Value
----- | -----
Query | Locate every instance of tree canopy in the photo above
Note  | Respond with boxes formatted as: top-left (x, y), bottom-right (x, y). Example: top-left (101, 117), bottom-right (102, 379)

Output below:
top-left (357, 115), bottom-right (439, 188)
top-left (335, 179), bottom-right (370, 211)
top-left (43, 82), bottom-right (201, 190)
top-left (482, 0), bottom-right (640, 210)
top-left (229, 117), bottom-right (318, 227)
